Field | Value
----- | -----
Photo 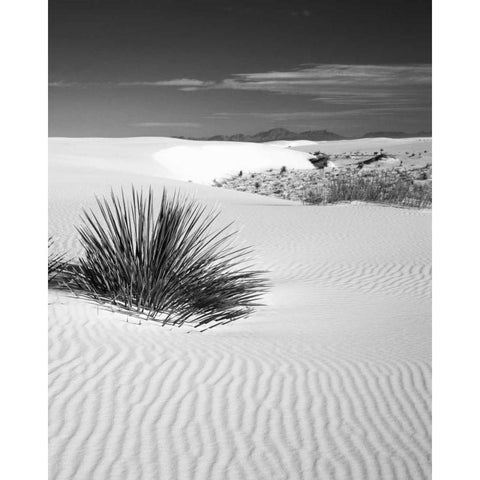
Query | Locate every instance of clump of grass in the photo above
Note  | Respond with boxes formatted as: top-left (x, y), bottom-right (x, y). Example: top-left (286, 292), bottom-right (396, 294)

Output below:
top-left (73, 187), bottom-right (268, 328)
top-left (48, 237), bottom-right (67, 283)
top-left (303, 171), bottom-right (432, 208)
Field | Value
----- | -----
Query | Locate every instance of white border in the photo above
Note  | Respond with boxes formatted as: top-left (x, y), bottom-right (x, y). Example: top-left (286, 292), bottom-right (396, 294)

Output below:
top-left (433, 1), bottom-right (480, 478)
top-left (1, 0), bottom-right (47, 478)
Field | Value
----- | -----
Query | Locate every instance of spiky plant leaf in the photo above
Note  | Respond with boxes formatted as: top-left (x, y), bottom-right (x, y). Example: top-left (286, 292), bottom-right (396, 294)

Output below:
top-left (48, 236), bottom-right (67, 282)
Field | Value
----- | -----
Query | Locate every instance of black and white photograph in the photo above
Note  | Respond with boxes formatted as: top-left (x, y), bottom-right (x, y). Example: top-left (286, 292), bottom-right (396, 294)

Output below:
top-left (45, 1), bottom-right (435, 479)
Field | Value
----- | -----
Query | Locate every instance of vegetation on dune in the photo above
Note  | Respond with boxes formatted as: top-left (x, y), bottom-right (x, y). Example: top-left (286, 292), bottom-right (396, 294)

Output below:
top-left (48, 237), bottom-right (67, 282)
top-left (303, 171), bottom-right (432, 208)
top-left (67, 187), bottom-right (268, 328)
top-left (219, 165), bottom-right (432, 209)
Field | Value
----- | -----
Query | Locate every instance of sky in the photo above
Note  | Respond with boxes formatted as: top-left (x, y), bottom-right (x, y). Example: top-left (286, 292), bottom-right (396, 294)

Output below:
top-left (49, 0), bottom-right (431, 138)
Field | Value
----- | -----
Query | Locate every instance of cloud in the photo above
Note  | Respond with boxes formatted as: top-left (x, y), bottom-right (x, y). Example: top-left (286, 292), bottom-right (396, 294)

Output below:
top-left (49, 64), bottom-right (431, 108)
top-left (229, 64), bottom-right (431, 84)
top-left (49, 78), bottom-right (214, 90)
top-left (132, 122), bottom-right (201, 128)
top-left (117, 78), bottom-right (215, 90)
top-left (49, 81), bottom-right (83, 87)
top-left (213, 64), bottom-right (431, 101)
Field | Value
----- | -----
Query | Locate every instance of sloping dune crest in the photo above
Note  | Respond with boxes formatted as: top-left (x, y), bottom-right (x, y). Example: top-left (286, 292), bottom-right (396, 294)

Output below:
top-left (49, 137), bottom-right (431, 480)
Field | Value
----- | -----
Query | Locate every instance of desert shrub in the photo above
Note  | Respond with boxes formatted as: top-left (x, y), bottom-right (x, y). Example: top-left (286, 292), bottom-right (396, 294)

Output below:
top-left (73, 187), bottom-right (268, 328)
top-left (303, 172), bottom-right (432, 208)
top-left (309, 152), bottom-right (330, 169)
top-left (48, 237), bottom-right (67, 282)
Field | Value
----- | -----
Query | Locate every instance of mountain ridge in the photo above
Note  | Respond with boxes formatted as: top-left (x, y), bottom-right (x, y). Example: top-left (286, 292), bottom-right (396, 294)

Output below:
top-left (177, 128), bottom-right (431, 143)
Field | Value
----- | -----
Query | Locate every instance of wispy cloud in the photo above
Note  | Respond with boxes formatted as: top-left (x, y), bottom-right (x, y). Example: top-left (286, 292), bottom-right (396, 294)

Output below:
top-left (212, 64), bottom-right (431, 105)
top-left (49, 78), bottom-right (214, 90)
top-left (49, 81), bottom-right (83, 87)
top-left (132, 121), bottom-right (201, 128)
top-left (224, 64), bottom-right (430, 85)
top-left (117, 78), bottom-right (215, 90)
top-left (49, 64), bottom-right (431, 108)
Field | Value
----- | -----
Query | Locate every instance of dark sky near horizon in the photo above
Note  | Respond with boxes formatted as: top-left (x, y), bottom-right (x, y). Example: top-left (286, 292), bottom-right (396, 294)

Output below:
top-left (49, 0), bottom-right (431, 137)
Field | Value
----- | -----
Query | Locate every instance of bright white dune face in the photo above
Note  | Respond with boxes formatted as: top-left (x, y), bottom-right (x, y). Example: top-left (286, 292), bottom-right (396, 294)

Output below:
top-left (154, 142), bottom-right (314, 183)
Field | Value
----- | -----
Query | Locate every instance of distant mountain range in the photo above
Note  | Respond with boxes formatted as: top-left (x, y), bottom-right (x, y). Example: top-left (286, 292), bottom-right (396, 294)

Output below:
top-left (178, 128), bottom-right (431, 143)
top-left (202, 128), bottom-right (343, 142)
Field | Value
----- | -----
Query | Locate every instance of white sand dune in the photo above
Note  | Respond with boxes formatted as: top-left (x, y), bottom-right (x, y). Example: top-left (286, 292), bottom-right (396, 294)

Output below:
top-left (50, 137), bottom-right (314, 185)
top-left (49, 137), bottom-right (431, 480)
top-left (154, 142), bottom-right (314, 183)
top-left (288, 137), bottom-right (432, 170)
top-left (288, 137), bottom-right (432, 155)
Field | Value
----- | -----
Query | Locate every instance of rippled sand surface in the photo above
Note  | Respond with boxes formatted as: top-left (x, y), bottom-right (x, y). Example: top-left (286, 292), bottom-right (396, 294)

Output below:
top-left (49, 138), bottom-right (431, 480)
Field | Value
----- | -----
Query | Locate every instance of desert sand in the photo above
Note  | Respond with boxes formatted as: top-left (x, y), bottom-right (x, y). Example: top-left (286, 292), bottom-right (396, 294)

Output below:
top-left (49, 137), bottom-right (431, 480)
top-left (287, 137), bottom-right (432, 170)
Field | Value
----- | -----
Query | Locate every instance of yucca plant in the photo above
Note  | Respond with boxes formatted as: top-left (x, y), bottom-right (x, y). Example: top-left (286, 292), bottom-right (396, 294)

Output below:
top-left (73, 187), bottom-right (268, 328)
top-left (48, 236), bottom-right (67, 283)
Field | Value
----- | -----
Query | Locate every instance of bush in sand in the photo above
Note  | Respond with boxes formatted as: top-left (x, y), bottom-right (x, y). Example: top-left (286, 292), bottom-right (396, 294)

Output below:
top-left (303, 171), bottom-right (432, 208)
top-left (70, 187), bottom-right (268, 329)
